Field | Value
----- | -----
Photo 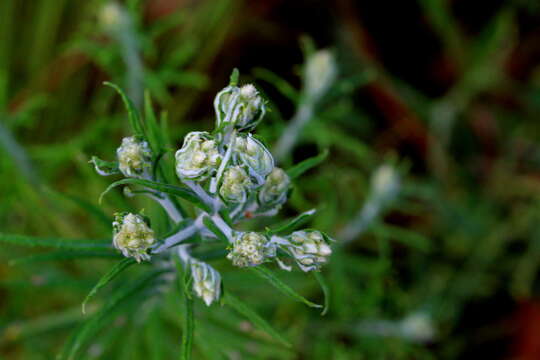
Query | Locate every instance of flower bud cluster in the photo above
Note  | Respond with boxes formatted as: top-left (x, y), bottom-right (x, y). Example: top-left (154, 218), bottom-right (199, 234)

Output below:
top-left (116, 136), bottom-right (152, 178)
top-left (214, 84), bottom-right (265, 131)
top-left (175, 132), bottom-right (221, 181)
top-left (191, 259), bottom-right (221, 306)
top-left (112, 212), bottom-right (155, 262)
top-left (282, 230), bottom-right (332, 271)
top-left (258, 167), bottom-right (290, 208)
top-left (226, 232), bottom-right (276, 267)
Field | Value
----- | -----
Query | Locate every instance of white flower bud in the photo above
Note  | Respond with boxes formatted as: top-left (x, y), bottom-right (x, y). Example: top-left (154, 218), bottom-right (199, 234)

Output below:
top-left (112, 213), bottom-right (155, 262)
top-left (371, 164), bottom-right (400, 203)
top-left (285, 230), bottom-right (332, 271)
top-left (234, 134), bottom-right (274, 182)
top-left (116, 137), bottom-right (152, 178)
top-left (214, 84), bottom-right (265, 132)
top-left (305, 50), bottom-right (337, 101)
top-left (175, 132), bottom-right (221, 181)
top-left (219, 166), bottom-right (252, 203)
top-left (227, 232), bottom-right (275, 267)
top-left (258, 167), bottom-right (290, 207)
top-left (99, 3), bottom-right (125, 29)
top-left (191, 260), bottom-right (221, 306)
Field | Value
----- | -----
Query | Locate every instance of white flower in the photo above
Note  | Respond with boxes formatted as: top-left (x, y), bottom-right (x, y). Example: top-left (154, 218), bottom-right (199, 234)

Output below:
top-left (191, 260), bottom-right (221, 306)
top-left (116, 137), bottom-right (152, 178)
top-left (113, 213), bottom-right (155, 262)
top-left (258, 167), bottom-right (290, 207)
top-left (214, 84), bottom-right (265, 132)
top-left (285, 230), bottom-right (332, 271)
top-left (234, 134), bottom-right (274, 182)
top-left (227, 232), bottom-right (275, 267)
top-left (219, 166), bottom-right (252, 203)
top-left (175, 132), bottom-right (221, 181)
top-left (304, 50), bottom-right (337, 101)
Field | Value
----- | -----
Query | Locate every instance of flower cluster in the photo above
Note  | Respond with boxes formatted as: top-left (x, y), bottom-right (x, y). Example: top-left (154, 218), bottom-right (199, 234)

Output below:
top-left (112, 212), bottom-right (155, 262)
top-left (93, 75), bottom-right (334, 306)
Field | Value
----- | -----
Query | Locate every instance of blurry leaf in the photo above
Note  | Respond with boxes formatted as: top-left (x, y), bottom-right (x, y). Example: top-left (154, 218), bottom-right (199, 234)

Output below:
top-left (99, 178), bottom-right (211, 213)
top-left (89, 156), bottom-right (120, 176)
top-left (9, 251), bottom-right (120, 266)
top-left (58, 269), bottom-right (166, 360)
top-left (174, 258), bottom-right (194, 360)
top-left (371, 224), bottom-right (431, 252)
top-left (104, 81), bottom-right (144, 135)
top-left (223, 292), bottom-right (291, 348)
top-left (253, 68), bottom-right (300, 103)
top-left (144, 91), bottom-right (165, 156)
top-left (82, 258), bottom-right (136, 314)
top-left (313, 272), bottom-right (330, 315)
top-left (0, 234), bottom-right (110, 250)
top-left (250, 266), bottom-right (322, 309)
top-left (229, 68), bottom-right (239, 86)
top-left (287, 149), bottom-right (328, 180)
top-left (268, 209), bottom-right (316, 235)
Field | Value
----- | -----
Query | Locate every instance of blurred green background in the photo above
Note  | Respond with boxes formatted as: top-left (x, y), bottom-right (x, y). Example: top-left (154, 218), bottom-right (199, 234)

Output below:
top-left (2, 0), bottom-right (540, 359)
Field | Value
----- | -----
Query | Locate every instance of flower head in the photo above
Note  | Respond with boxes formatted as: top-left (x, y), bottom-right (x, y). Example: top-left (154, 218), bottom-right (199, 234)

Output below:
top-left (227, 232), bottom-right (275, 267)
top-left (175, 132), bottom-right (221, 181)
top-left (219, 166), bottom-right (253, 203)
top-left (116, 137), bottom-right (152, 178)
top-left (258, 167), bottom-right (290, 207)
top-left (191, 260), bottom-right (221, 306)
top-left (285, 230), bottom-right (332, 271)
top-left (113, 213), bottom-right (155, 262)
top-left (214, 84), bottom-right (265, 132)
top-left (234, 134), bottom-right (274, 182)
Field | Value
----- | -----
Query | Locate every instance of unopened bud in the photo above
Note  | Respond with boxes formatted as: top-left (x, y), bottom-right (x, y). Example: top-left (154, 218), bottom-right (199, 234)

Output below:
top-left (191, 260), bottom-right (221, 306)
top-left (305, 50), bottom-right (337, 100)
top-left (258, 167), bottom-right (290, 207)
top-left (214, 84), bottom-right (265, 132)
top-left (285, 230), bottom-right (332, 271)
top-left (116, 137), bottom-right (152, 178)
top-left (175, 132), bottom-right (221, 181)
top-left (234, 134), bottom-right (274, 182)
top-left (219, 166), bottom-right (252, 203)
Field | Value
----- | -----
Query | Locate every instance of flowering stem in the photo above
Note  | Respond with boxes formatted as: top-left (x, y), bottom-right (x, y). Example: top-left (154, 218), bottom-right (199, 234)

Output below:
top-left (273, 99), bottom-right (314, 163)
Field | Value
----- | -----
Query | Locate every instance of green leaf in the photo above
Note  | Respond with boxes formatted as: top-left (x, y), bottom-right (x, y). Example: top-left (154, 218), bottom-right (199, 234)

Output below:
top-left (99, 178), bottom-right (212, 213)
top-left (202, 216), bottom-right (229, 243)
top-left (229, 68), bottom-right (239, 87)
top-left (268, 209), bottom-right (316, 235)
top-left (103, 81), bottom-right (144, 135)
top-left (0, 233), bottom-right (110, 250)
top-left (9, 251), bottom-right (120, 266)
top-left (286, 149), bottom-right (328, 180)
top-left (58, 269), bottom-right (166, 360)
top-left (174, 258), bottom-right (194, 360)
top-left (89, 156), bottom-right (120, 176)
top-left (250, 266), bottom-right (322, 309)
top-left (82, 258), bottom-right (136, 314)
top-left (144, 91), bottom-right (165, 156)
top-left (223, 292), bottom-right (291, 348)
top-left (313, 272), bottom-right (330, 315)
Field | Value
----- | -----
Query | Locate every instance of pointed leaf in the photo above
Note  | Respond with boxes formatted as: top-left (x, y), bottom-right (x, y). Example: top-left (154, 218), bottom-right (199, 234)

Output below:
top-left (313, 272), bottom-right (330, 315)
top-left (82, 258), bottom-right (136, 314)
top-left (268, 209), bottom-right (316, 235)
top-left (223, 292), bottom-right (291, 348)
top-left (104, 81), bottom-right (144, 135)
top-left (250, 266), bottom-right (321, 309)
top-left (9, 251), bottom-right (120, 266)
top-left (0, 233), bottom-right (110, 250)
top-left (286, 149), bottom-right (328, 180)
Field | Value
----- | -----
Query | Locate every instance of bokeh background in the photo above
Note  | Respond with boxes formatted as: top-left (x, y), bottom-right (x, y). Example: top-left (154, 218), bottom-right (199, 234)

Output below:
top-left (2, 0), bottom-right (540, 359)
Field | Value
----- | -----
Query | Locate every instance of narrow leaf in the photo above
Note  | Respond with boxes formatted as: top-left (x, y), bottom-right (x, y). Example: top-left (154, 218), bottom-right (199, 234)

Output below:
top-left (268, 209), bottom-right (316, 235)
top-left (250, 266), bottom-right (322, 309)
top-left (286, 149), bottom-right (328, 180)
top-left (99, 178), bottom-right (211, 213)
top-left (104, 81), bottom-right (144, 135)
top-left (0, 233), bottom-right (110, 250)
top-left (9, 251), bottom-right (120, 266)
top-left (223, 292), bottom-right (291, 348)
top-left (82, 258), bottom-right (136, 314)
top-left (229, 68), bottom-right (239, 86)
top-left (174, 258), bottom-right (194, 360)
top-left (59, 270), bottom-right (166, 360)
top-left (313, 272), bottom-right (330, 315)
